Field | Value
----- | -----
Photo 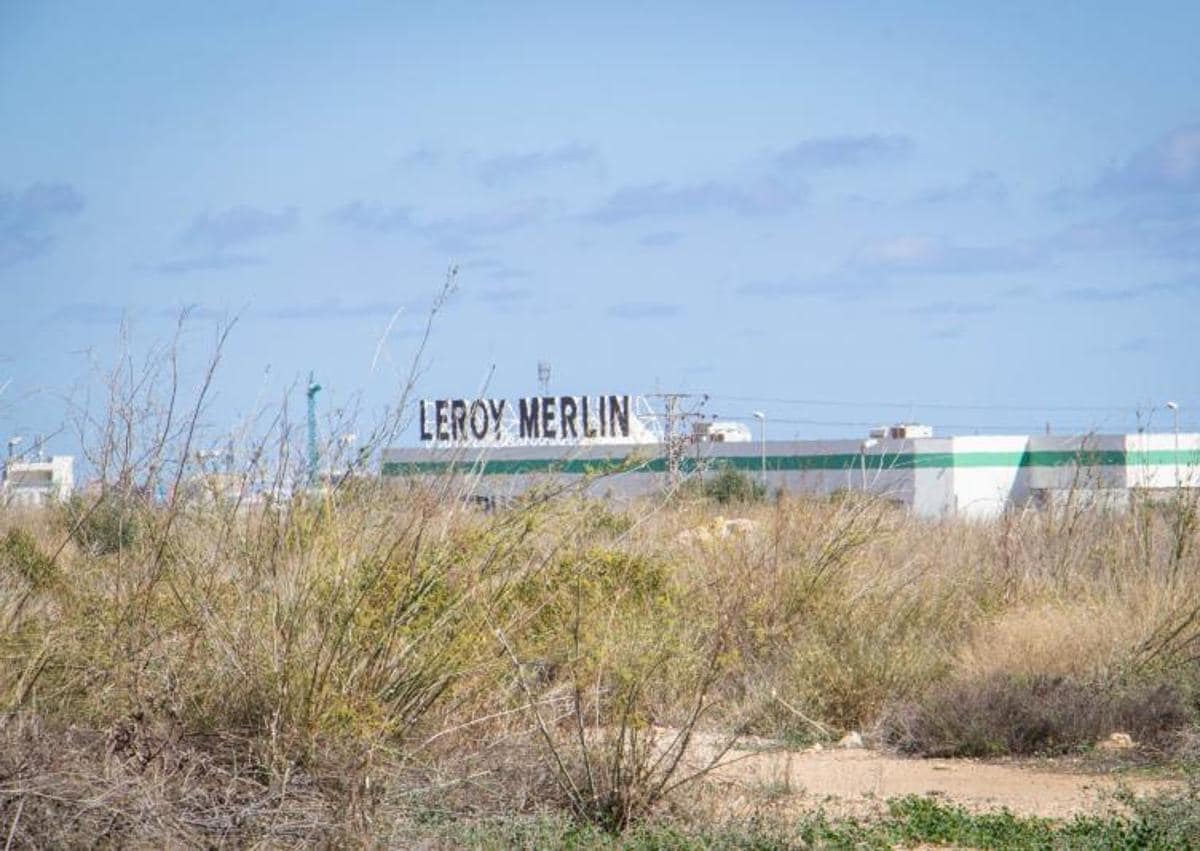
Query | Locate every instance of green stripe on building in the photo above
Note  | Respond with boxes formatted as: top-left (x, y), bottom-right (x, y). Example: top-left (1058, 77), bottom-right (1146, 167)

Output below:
top-left (381, 448), bottom-right (1200, 477)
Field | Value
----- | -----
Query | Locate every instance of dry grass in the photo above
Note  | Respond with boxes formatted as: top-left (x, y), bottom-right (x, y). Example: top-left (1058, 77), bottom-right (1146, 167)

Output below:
top-left (1, 475), bottom-right (1198, 843)
top-left (1, 321), bottom-right (1197, 843)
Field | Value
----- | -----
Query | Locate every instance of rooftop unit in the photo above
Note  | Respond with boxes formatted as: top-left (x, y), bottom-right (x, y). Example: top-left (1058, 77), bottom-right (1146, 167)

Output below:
top-left (869, 423), bottom-right (934, 440)
top-left (692, 420), bottom-right (752, 442)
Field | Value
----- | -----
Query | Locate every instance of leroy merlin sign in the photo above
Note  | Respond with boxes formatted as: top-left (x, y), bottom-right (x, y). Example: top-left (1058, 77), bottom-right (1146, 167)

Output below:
top-left (419, 395), bottom-right (633, 442)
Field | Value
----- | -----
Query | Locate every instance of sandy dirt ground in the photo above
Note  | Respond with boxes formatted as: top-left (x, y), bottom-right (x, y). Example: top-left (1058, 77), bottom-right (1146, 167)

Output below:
top-left (695, 742), bottom-right (1179, 820)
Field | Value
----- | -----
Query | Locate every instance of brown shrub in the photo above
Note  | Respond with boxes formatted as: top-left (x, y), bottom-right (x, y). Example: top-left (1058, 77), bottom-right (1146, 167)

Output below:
top-left (881, 673), bottom-right (1193, 757)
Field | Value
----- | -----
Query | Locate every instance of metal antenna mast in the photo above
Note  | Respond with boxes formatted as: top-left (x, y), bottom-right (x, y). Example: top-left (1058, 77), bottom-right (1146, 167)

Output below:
top-left (537, 361), bottom-right (551, 396)
top-left (306, 372), bottom-right (322, 487)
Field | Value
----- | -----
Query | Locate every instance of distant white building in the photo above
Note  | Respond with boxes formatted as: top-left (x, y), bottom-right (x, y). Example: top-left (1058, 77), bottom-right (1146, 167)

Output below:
top-left (2, 455), bottom-right (75, 508)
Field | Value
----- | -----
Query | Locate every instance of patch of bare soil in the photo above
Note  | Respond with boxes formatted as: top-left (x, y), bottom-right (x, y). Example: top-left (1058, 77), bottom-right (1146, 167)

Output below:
top-left (689, 738), bottom-right (1179, 819)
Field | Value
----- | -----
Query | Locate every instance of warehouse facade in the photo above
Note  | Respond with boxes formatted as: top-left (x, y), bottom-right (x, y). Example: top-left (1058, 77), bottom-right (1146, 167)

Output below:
top-left (382, 431), bottom-right (1200, 519)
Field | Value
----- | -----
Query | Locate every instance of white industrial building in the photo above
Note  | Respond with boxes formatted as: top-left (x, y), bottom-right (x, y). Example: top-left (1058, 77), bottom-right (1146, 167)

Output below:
top-left (382, 428), bottom-right (1200, 519)
top-left (2, 454), bottom-right (75, 508)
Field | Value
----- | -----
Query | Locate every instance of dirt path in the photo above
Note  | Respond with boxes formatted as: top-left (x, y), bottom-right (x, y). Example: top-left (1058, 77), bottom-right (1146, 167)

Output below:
top-left (700, 744), bottom-right (1178, 819)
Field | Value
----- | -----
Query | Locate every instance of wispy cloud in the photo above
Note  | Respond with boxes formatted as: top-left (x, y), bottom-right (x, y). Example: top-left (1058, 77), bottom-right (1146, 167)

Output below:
top-left (1061, 277), bottom-right (1199, 302)
top-left (0, 182), bottom-right (85, 268)
top-left (910, 300), bottom-right (997, 317)
top-left (398, 147), bottom-right (442, 169)
top-left (578, 131), bottom-right (911, 226)
top-left (458, 257), bottom-right (530, 281)
top-left (50, 302), bottom-right (228, 324)
top-left (773, 134), bottom-right (914, 170)
top-left (606, 301), bottom-right (682, 319)
top-left (1094, 124), bottom-right (1200, 197)
top-left (639, 230), bottom-right (683, 247)
top-left (475, 286), bottom-right (534, 306)
top-left (853, 236), bottom-right (1042, 275)
top-left (436, 199), bottom-right (549, 237)
top-left (257, 299), bottom-right (400, 321)
top-left (158, 304), bottom-right (229, 321)
top-left (1116, 336), bottom-right (1154, 354)
top-left (154, 204), bottom-right (297, 275)
top-left (736, 278), bottom-right (838, 298)
top-left (913, 170), bottom-right (1008, 206)
top-left (328, 202), bottom-right (416, 233)
top-left (1046, 125), bottom-right (1200, 262)
top-left (182, 205), bottom-right (298, 254)
top-left (1000, 284), bottom-right (1036, 299)
top-left (331, 198), bottom-right (549, 251)
top-left (739, 236), bottom-right (1041, 303)
top-left (150, 254), bottom-right (263, 275)
top-left (47, 299), bottom-right (398, 324)
top-left (1061, 285), bottom-right (1139, 302)
top-left (1051, 195), bottom-right (1200, 261)
top-left (475, 142), bottom-right (601, 186)
top-left (585, 177), bottom-right (806, 224)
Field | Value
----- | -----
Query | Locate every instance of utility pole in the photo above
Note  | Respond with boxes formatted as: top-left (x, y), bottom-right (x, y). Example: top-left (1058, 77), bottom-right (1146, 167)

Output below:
top-left (1167, 401), bottom-right (1180, 489)
top-left (752, 411), bottom-right (766, 488)
top-left (663, 394), bottom-right (679, 489)
top-left (306, 372), bottom-right (322, 488)
top-left (649, 392), bottom-right (708, 491)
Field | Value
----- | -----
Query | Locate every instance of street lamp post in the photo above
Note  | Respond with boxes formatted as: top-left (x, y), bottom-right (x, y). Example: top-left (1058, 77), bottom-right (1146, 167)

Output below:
top-left (4, 437), bottom-right (20, 485)
top-left (1167, 401), bottom-right (1180, 488)
top-left (752, 411), bottom-right (766, 490)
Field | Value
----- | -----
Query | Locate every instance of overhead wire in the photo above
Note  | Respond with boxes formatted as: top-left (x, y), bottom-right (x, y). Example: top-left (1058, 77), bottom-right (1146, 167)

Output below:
top-left (735, 415), bottom-right (1115, 434)
top-left (702, 393), bottom-right (1180, 414)
top-left (696, 393), bottom-right (1194, 435)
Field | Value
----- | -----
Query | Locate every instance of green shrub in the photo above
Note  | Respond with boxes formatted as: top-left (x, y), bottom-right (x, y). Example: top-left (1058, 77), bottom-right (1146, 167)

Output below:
top-left (0, 528), bottom-right (56, 588)
top-left (704, 467), bottom-right (765, 505)
top-left (61, 494), bottom-right (141, 555)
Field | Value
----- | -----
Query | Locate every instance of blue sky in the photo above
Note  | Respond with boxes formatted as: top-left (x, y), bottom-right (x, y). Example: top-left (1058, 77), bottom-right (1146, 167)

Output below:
top-left (2, 1), bottom-right (1198, 452)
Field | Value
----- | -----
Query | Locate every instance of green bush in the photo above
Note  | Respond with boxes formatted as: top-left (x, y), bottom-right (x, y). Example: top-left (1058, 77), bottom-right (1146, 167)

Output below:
top-left (0, 528), bottom-right (56, 588)
top-left (704, 466), bottom-right (765, 505)
top-left (61, 494), bottom-right (141, 556)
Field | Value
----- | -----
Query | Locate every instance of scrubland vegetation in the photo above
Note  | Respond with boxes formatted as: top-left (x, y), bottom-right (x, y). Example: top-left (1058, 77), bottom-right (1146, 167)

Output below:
top-left (3, 461), bottom-right (1199, 846)
top-left (1, 327), bottom-right (1199, 847)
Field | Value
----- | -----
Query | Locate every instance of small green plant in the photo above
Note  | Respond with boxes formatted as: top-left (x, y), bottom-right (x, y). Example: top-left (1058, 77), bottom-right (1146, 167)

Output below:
top-left (412, 789), bottom-right (1200, 849)
top-left (704, 466), bottom-right (765, 505)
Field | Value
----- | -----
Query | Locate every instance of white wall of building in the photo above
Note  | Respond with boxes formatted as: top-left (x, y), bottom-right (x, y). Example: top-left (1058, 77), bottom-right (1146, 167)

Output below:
top-left (1025, 435), bottom-right (1127, 491)
top-left (949, 436), bottom-right (1031, 519)
top-left (1124, 433), bottom-right (1200, 488)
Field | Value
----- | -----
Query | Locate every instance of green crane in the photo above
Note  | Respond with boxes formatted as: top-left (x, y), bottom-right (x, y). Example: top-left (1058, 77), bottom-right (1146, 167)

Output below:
top-left (306, 372), bottom-right (321, 487)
